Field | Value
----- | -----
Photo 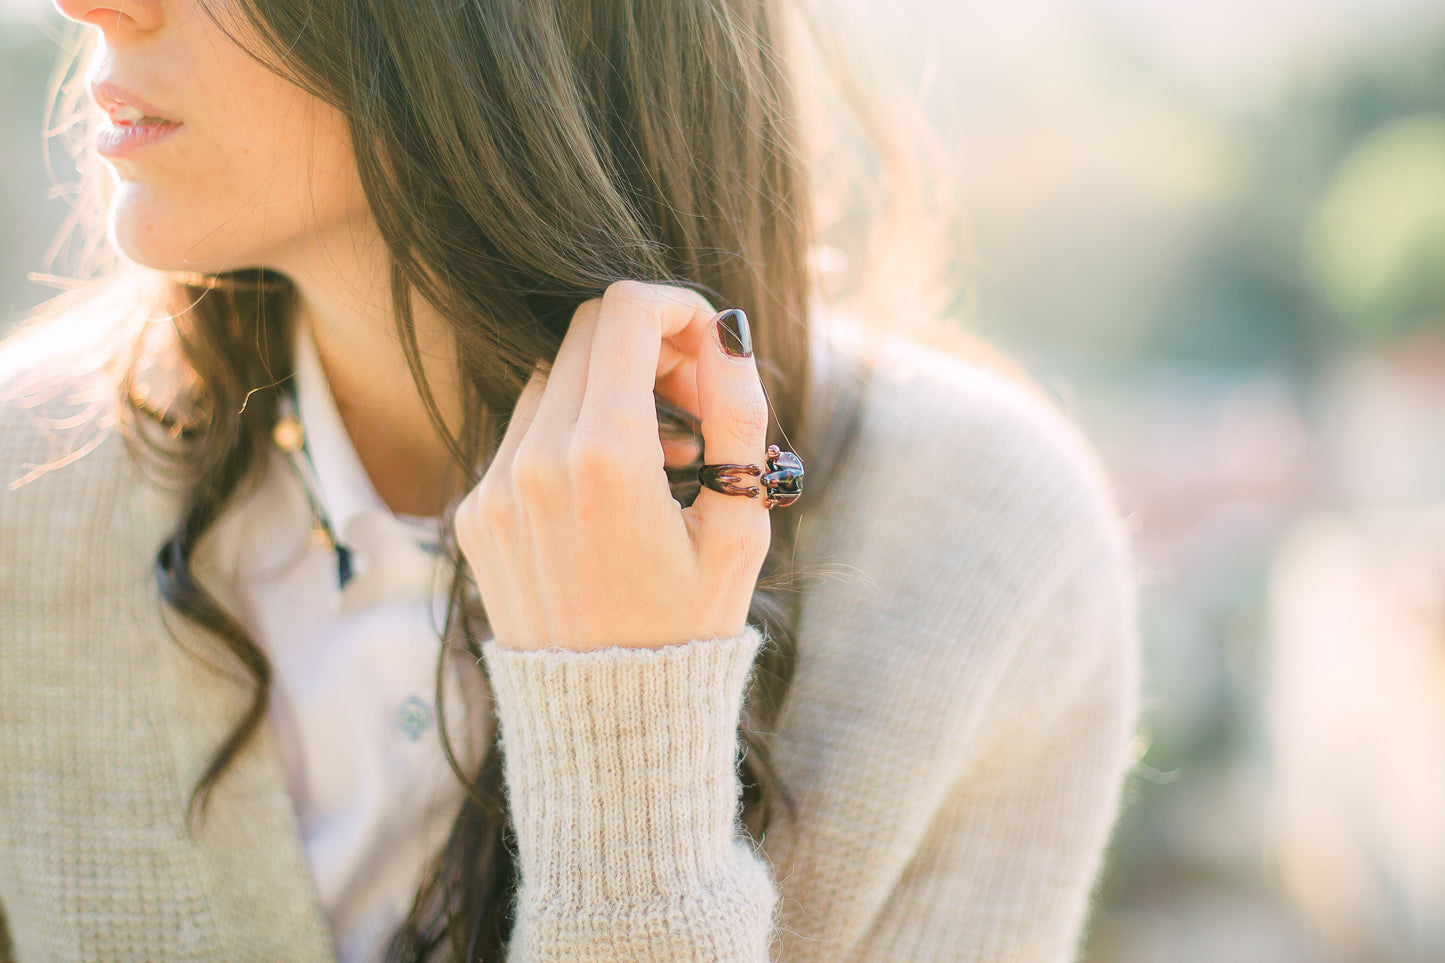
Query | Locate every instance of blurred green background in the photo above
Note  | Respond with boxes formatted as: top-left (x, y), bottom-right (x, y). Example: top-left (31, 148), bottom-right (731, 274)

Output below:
top-left (6, 0), bottom-right (1445, 959)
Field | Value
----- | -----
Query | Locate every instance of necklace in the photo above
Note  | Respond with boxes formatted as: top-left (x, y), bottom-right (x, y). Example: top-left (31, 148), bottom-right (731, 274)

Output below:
top-left (272, 394), bottom-right (357, 590)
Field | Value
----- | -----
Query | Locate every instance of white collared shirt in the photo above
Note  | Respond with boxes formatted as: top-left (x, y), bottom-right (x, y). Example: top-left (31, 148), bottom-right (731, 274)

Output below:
top-left (211, 326), bottom-right (477, 962)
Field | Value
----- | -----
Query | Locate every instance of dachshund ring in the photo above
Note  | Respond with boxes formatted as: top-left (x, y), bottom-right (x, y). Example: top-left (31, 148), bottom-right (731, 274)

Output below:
top-left (698, 444), bottom-right (804, 509)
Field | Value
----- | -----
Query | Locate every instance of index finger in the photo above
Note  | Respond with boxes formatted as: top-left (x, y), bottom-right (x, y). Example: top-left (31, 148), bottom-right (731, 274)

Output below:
top-left (580, 280), bottom-right (716, 434)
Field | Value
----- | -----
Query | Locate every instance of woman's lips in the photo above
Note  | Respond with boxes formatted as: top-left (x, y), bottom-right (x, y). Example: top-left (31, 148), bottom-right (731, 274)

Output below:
top-left (96, 117), bottom-right (183, 159)
top-left (89, 79), bottom-right (184, 159)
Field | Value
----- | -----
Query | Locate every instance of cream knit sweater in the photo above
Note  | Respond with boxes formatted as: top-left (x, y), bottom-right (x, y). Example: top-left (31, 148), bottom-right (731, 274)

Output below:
top-left (0, 324), bottom-right (1138, 962)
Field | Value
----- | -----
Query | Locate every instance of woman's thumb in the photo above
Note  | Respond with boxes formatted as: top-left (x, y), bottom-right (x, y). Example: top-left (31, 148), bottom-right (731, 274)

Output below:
top-left (688, 309), bottom-right (773, 550)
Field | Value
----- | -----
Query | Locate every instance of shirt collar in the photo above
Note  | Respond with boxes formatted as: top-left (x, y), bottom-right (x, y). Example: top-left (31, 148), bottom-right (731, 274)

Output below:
top-left (293, 322), bottom-right (436, 542)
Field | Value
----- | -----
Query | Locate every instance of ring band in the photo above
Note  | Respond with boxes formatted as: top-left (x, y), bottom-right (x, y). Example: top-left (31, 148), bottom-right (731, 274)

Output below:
top-left (698, 444), bottom-right (804, 509)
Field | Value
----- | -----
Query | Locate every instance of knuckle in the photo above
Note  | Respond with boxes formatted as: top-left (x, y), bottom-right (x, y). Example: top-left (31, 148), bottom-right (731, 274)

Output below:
top-left (604, 279), bottom-right (658, 310)
top-left (729, 391), bottom-right (770, 442)
top-left (606, 406), bottom-right (653, 441)
top-left (470, 480), bottom-right (513, 534)
top-left (454, 492), bottom-right (483, 554)
top-left (511, 444), bottom-right (562, 500)
top-left (566, 433), bottom-right (626, 479)
top-left (572, 298), bottom-right (603, 324)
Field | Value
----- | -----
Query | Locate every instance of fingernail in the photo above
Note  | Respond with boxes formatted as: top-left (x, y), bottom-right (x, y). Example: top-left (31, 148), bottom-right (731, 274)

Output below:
top-left (716, 309), bottom-right (753, 360)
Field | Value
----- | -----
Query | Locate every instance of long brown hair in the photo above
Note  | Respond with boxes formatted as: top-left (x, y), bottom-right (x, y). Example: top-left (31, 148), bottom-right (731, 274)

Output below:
top-left (22, 0), bottom-right (887, 959)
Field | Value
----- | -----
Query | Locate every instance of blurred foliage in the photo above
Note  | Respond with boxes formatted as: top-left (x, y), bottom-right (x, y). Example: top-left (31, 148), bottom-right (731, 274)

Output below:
top-left (1149, 34), bottom-right (1445, 370)
top-left (1303, 115), bottom-right (1445, 340)
top-left (1072, 25), bottom-right (1445, 963)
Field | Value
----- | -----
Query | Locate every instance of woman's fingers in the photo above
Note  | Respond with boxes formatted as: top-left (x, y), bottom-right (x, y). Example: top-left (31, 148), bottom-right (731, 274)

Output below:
top-left (457, 281), bottom-right (776, 652)
top-left (581, 281), bottom-right (715, 442)
top-left (488, 362), bottom-right (549, 477)
top-left (654, 349), bottom-right (700, 422)
top-left (485, 303), bottom-right (599, 491)
top-left (457, 363), bottom-right (548, 646)
top-left (686, 308), bottom-right (772, 566)
top-left (529, 300), bottom-right (600, 437)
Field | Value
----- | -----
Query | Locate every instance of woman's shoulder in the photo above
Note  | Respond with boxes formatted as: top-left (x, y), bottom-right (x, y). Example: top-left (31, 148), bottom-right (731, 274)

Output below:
top-left (0, 306), bottom-right (187, 704)
top-left (809, 319), bottom-right (1129, 591)
top-left (776, 322), bottom-right (1137, 804)
top-left (0, 290), bottom-right (167, 541)
top-left (0, 307), bottom-right (128, 489)
top-left (772, 324), bottom-right (1139, 959)
top-left (790, 319), bottom-right (1136, 729)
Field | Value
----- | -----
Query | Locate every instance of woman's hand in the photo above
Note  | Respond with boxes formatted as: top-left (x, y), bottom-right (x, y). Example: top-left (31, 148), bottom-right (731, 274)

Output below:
top-left (455, 281), bottom-right (772, 652)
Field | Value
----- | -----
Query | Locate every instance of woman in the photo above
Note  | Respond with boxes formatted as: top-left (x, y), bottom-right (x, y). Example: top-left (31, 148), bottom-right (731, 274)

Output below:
top-left (0, 0), bottom-right (1138, 960)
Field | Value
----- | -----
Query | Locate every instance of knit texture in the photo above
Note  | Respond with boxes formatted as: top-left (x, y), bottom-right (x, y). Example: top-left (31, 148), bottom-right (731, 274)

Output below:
top-left (485, 633), bottom-right (775, 961)
top-left (0, 326), bottom-right (1138, 962)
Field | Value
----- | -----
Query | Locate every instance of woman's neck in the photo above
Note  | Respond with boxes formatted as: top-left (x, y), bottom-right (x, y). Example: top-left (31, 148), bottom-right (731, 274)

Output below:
top-left (280, 220), bottom-right (467, 517)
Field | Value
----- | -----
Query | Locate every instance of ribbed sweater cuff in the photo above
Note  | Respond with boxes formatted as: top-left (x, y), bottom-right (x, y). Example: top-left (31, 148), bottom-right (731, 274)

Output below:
top-left (483, 627), bottom-right (763, 894)
top-left (482, 629), bottom-right (774, 960)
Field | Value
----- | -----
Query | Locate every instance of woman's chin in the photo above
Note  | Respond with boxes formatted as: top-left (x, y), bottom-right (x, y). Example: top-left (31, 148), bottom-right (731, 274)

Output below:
top-left (100, 178), bottom-right (366, 280)
top-left (107, 225), bottom-right (261, 277)
top-left (105, 191), bottom-right (270, 276)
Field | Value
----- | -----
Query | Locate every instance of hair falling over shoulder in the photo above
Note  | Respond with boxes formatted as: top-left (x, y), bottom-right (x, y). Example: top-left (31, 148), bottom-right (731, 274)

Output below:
top-left (22, 0), bottom-right (950, 958)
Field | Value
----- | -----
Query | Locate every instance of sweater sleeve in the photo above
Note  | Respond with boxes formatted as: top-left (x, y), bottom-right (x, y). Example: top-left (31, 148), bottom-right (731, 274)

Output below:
top-left (845, 523), bottom-right (1138, 962)
top-left (481, 628), bottom-right (777, 962)
top-left (763, 336), bottom-right (1139, 962)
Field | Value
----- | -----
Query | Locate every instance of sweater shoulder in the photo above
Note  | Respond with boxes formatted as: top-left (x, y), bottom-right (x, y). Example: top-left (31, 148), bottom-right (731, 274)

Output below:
top-left (810, 328), bottom-right (1129, 593)
top-left (773, 329), bottom-right (1139, 961)
top-left (0, 310), bottom-right (129, 493)
top-left (791, 327), bottom-right (1136, 729)
top-left (0, 298), bottom-right (169, 561)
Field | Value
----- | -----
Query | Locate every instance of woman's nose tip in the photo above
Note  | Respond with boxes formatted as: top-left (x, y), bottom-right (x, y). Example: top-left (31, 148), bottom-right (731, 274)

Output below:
top-left (52, 0), bottom-right (162, 33)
